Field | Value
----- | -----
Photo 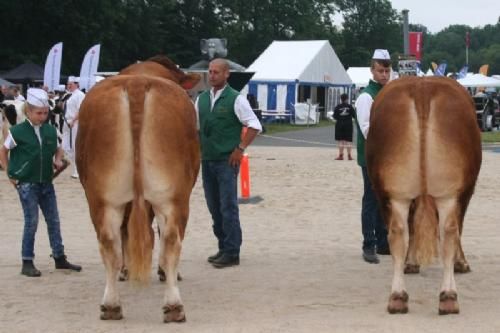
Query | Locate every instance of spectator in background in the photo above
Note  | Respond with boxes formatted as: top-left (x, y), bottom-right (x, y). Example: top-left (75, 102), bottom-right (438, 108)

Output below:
top-left (333, 93), bottom-right (355, 160)
top-left (61, 76), bottom-right (85, 179)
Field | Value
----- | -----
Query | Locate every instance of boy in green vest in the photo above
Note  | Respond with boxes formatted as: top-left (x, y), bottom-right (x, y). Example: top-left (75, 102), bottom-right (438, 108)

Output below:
top-left (195, 58), bottom-right (262, 268)
top-left (0, 88), bottom-right (81, 277)
top-left (354, 49), bottom-right (392, 264)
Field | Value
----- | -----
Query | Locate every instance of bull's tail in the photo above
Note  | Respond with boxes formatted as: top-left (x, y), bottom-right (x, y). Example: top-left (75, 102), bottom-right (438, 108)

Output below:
top-left (413, 195), bottom-right (439, 265)
top-left (125, 79), bottom-right (153, 283)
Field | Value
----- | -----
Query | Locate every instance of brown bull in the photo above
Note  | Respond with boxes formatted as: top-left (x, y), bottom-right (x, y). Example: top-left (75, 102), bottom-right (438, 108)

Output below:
top-left (76, 55), bottom-right (200, 322)
top-left (366, 77), bottom-right (481, 315)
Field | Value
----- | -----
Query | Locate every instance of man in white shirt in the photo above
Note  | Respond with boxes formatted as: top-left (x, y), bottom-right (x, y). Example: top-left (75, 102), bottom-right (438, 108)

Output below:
top-left (354, 49), bottom-right (392, 264)
top-left (61, 76), bottom-right (85, 178)
top-left (195, 58), bottom-right (262, 268)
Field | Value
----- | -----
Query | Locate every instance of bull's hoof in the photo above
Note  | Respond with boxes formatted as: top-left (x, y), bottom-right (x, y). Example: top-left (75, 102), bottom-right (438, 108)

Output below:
top-left (454, 261), bottom-right (471, 274)
top-left (387, 291), bottom-right (409, 314)
top-left (158, 267), bottom-right (166, 282)
top-left (404, 264), bottom-right (420, 274)
top-left (163, 304), bottom-right (186, 323)
top-left (118, 267), bottom-right (129, 281)
top-left (100, 305), bottom-right (123, 320)
top-left (439, 291), bottom-right (459, 315)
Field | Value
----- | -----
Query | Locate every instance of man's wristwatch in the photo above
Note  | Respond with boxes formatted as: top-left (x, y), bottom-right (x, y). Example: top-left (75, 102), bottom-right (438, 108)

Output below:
top-left (236, 144), bottom-right (246, 153)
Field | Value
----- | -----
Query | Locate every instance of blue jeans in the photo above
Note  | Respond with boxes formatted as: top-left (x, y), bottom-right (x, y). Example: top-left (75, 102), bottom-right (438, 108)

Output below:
top-left (361, 167), bottom-right (388, 251)
top-left (16, 182), bottom-right (65, 260)
top-left (201, 160), bottom-right (241, 256)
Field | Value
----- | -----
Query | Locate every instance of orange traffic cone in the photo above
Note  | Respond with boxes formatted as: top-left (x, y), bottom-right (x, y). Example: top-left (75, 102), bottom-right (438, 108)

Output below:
top-left (240, 153), bottom-right (250, 200)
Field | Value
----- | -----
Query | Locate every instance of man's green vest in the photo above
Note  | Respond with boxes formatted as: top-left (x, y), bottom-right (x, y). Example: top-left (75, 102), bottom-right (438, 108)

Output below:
top-left (355, 79), bottom-right (383, 167)
top-left (198, 86), bottom-right (242, 160)
top-left (8, 121), bottom-right (58, 183)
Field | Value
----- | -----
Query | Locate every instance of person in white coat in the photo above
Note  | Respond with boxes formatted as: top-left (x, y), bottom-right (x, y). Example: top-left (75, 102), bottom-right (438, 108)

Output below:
top-left (61, 76), bottom-right (85, 178)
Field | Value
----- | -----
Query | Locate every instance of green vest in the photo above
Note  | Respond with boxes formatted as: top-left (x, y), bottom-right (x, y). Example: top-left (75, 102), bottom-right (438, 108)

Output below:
top-left (355, 79), bottom-right (383, 167)
top-left (198, 86), bottom-right (242, 160)
top-left (8, 120), bottom-right (58, 183)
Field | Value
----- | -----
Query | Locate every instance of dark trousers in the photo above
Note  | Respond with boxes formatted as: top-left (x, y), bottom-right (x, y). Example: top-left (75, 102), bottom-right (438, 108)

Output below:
top-left (201, 160), bottom-right (242, 256)
top-left (361, 167), bottom-right (388, 251)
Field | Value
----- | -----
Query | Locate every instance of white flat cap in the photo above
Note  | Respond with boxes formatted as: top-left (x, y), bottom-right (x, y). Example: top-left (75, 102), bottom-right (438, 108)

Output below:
top-left (27, 88), bottom-right (49, 108)
top-left (67, 76), bottom-right (79, 83)
top-left (372, 49), bottom-right (391, 60)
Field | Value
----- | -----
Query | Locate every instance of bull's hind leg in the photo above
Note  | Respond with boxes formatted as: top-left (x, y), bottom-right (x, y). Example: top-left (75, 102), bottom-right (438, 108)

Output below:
top-left (92, 204), bottom-right (126, 320)
top-left (436, 197), bottom-right (461, 315)
top-left (383, 198), bottom-right (412, 314)
top-left (154, 201), bottom-right (188, 323)
top-left (404, 201), bottom-right (420, 274)
top-left (454, 220), bottom-right (470, 273)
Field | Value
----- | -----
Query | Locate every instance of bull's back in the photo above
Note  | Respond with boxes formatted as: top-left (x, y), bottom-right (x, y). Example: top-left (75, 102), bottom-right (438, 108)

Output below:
top-left (76, 75), bottom-right (200, 205)
top-left (367, 77), bottom-right (481, 199)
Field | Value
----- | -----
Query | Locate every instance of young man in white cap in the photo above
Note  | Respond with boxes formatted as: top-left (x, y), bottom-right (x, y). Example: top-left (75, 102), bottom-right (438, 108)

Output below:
top-left (0, 88), bottom-right (82, 277)
top-left (354, 49), bottom-right (392, 264)
top-left (62, 76), bottom-right (85, 178)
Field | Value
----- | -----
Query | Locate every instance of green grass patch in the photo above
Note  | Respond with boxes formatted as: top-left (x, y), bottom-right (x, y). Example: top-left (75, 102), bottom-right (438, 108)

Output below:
top-left (262, 119), bottom-right (500, 143)
top-left (481, 131), bottom-right (500, 143)
top-left (263, 119), bottom-right (334, 135)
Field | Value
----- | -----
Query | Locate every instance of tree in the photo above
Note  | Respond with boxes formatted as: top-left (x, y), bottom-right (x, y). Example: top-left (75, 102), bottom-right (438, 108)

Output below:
top-left (336, 0), bottom-right (402, 67)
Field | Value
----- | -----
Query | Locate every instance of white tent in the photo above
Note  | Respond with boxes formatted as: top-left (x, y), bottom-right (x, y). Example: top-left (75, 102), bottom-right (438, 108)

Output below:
top-left (346, 67), bottom-right (371, 88)
top-left (457, 73), bottom-right (500, 87)
top-left (242, 40), bottom-right (352, 114)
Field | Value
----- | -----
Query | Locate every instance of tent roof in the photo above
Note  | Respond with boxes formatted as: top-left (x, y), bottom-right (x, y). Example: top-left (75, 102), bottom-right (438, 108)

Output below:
top-left (347, 67), bottom-right (371, 87)
top-left (188, 59), bottom-right (246, 71)
top-left (457, 73), bottom-right (500, 87)
top-left (0, 77), bottom-right (16, 86)
top-left (246, 40), bottom-right (352, 85)
top-left (2, 62), bottom-right (44, 83)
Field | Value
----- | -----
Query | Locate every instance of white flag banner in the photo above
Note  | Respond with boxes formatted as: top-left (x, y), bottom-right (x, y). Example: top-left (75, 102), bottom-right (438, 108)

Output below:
top-left (43, 42), bottom-right (63, 92)
top-left (79, 44), bottom-right (101, 91)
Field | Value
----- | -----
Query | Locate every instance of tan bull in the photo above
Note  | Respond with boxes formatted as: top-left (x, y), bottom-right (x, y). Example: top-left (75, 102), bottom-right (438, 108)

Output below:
top-left (76, 55), bottom-right (200, 322)
top-left (366, 77), bottom-right (481, 315)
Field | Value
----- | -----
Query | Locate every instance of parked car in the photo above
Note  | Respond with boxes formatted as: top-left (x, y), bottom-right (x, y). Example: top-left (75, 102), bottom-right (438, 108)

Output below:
top-left (473, 95), bottom-right (500, 131)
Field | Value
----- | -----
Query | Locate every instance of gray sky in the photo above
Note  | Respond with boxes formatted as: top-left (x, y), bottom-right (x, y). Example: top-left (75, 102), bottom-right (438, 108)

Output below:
top-left (389, 0), bottom-right (500, 33)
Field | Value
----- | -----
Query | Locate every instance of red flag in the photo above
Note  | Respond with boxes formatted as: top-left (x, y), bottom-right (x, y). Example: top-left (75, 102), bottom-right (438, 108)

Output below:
top-left (409, 32), bottom-right (423, 60)
top-left (465, 32), bottom-right (470, 48)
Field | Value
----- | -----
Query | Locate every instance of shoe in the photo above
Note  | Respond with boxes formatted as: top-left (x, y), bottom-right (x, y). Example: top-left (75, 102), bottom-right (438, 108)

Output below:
top-left (362, 248), bottom-right (380, 264)
top-left (21, 260), bottom-right (41, 277)
top-left (377, 246), bottom-right (391, 255)
top-left (211, 254), bottom-right (239, 268)
top-left (70, 173), bottom-right (79, 179)
top-left (335, 154), bottom-right (344, 160)
top-left (348, 155), bottom-right (353, 160)
top-left (207, 250), bottom-right (223, 263)
top-left (53, 255), bottom-right (82, 272)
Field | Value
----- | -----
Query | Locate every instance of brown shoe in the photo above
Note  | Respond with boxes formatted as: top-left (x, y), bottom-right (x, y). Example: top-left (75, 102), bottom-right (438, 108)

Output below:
top-left (348, 155), bottom-right (353, 160)
top-left (335, 154), bottom-right (344, 160)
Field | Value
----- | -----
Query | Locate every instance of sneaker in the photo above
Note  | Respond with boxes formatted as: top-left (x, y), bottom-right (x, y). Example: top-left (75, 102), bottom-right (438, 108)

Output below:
top-left (207, 250), bottom-right (223, 263)
top-left (211, 254), bottom-right (239, 268)
top-left (362, 248), bottom-right (379, 264)
top-left (70, 173), bottom-right (79, 179)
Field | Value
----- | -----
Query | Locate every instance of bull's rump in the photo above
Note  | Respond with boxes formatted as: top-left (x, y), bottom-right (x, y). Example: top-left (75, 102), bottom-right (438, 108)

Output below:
top-left (76, 75), bottom-right (200, 206)
top-left (366, 77), bottom-right (481, 199)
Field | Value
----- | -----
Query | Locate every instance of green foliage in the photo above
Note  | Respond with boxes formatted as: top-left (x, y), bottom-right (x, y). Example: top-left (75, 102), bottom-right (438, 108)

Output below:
top-left (0, 1), bottom-right (498, 76)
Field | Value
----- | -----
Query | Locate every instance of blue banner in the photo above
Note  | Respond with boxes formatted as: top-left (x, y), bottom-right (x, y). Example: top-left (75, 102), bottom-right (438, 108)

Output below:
top-left (434, 62), bottom-right (447, 76)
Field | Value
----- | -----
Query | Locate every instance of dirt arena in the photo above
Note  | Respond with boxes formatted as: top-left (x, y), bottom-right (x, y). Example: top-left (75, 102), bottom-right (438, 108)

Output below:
top-left (1, 146), bottom-right (499, 333)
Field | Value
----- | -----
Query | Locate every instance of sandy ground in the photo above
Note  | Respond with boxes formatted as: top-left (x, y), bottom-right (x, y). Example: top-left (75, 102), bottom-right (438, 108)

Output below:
top-left (1, 146), bottom-right (500, 333)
